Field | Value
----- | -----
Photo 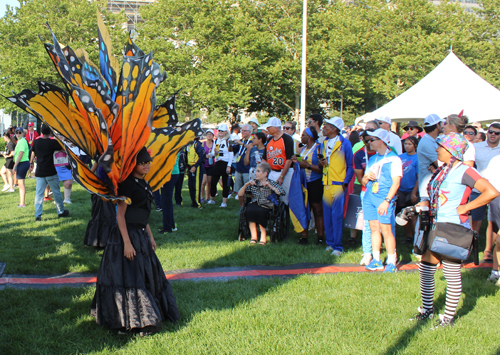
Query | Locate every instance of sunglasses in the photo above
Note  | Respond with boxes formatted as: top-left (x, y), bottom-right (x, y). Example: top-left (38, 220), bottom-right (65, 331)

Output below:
top-left (488, 130), bottom-right (500, 136)
top-left (138, 161), bottom-right (152, 166)
top-left (463, 131), bottom-right (476, 136)
top-left (368, 138), bottom-right (379, 143)
top-left (15, 131), bottom-right (22, 134)
top-left (283, 127), bottom-right (292, 130)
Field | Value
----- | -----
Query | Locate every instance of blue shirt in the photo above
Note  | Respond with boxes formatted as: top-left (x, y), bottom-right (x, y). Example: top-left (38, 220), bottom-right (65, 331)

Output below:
top-left (417, 133), bottom-right (438, 198)
top-left (399, 153), bottom-right (418, 193)
top-left (233, 139), bottom-right (252, 173)
top-left (365, 150), bottom-right (402, 200)
top-left (299, 144), bottom-right (322, 182)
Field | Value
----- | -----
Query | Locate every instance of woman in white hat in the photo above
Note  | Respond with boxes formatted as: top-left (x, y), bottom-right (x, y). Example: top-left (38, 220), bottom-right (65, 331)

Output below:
top-left (208, 124), bottom-right (233, 207)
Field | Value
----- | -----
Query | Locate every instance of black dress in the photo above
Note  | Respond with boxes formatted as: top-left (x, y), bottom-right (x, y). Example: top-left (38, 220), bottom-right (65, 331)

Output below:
top-left (91, 175), bottom-right (180, 332)
top-left (84, 193), bottom-right (116, 248)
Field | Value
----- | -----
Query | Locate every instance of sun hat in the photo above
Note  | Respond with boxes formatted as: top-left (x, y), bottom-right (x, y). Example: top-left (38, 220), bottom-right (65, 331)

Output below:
top-left (248, 117), bottom-right (260, 126)
top-left (261, 116), bottom-right (282, 129)
top-left (404, 120), bottom-right (423, 132)
top-left (424, 114), bottom-right (445, 127)
top-left (436, 132), bottom-right (468, 161)
top-left (324, 116), bottom-right (344, 131)
top-left (366, 128), bottom-right (391, 145)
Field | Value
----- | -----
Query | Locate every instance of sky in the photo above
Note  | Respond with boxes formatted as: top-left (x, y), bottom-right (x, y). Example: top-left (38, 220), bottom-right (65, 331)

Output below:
top-left (0, 0), bottom-right (18, 18)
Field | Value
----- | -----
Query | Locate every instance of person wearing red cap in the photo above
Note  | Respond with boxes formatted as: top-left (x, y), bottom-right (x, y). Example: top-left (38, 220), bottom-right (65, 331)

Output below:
top-left (26, 122), bottom-right (39, 148)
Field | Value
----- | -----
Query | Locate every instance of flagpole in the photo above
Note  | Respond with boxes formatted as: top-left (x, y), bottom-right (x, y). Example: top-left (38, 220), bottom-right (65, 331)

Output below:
top-left (299, 0), bottom-right (308, 133)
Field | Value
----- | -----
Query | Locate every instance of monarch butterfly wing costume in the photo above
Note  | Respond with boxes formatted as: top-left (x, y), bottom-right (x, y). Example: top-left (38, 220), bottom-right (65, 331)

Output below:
top-left (4, 21), bottom-right (200, 202)
top-left (146, 119), bottom-right (204, 191)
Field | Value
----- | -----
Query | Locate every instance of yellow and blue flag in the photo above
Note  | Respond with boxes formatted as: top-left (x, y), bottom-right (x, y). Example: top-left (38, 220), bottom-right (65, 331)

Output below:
top-left (289, 163), bottom-right (311, 233)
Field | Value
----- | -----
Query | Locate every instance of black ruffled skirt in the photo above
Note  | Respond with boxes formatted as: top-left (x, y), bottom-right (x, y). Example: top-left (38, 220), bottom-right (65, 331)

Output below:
top-left (84, 194), bottom-right (116, 248)
top-left (91, 225), bottom-right (180, 332)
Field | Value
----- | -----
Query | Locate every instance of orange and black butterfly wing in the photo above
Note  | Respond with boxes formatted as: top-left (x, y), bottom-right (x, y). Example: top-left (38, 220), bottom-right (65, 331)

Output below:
top-left (152, 91), bottom-right (181, 129)
top-left (146, 119), bottom-right (204, 191)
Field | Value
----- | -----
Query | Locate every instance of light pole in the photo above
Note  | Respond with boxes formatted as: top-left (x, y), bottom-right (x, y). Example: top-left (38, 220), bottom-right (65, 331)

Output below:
top-left (299, 0), bottom-right (308, 133)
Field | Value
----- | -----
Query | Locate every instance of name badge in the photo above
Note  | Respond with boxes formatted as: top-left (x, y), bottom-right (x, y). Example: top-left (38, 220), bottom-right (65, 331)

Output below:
top-left (372, 181), bottom-right (379, 194)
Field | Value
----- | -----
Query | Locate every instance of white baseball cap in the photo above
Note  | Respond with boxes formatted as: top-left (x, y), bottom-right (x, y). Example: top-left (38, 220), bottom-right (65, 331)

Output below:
top-left (424, 114), bottom-right (445, 127)
top-left (324, 116), bottom-right (344, 131)
top-left (261, 116), bottom-right (282, 129)
top-left (367, 128), bottom-right (391, 145)
top-left (218, 123), bottom-right (229, 131)
top-left (205, 129), bottom-right (215, 136)
top-left (377, 116), bottom-right (391, 125)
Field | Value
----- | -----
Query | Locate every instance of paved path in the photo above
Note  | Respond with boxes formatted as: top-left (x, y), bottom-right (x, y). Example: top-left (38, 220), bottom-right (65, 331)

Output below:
top-left (0, 261), bottom-right (493, 289)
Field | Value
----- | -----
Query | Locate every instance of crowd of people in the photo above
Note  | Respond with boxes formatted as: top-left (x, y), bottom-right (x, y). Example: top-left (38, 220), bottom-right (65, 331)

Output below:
top-left (3, 111), bottom-right (500, 331)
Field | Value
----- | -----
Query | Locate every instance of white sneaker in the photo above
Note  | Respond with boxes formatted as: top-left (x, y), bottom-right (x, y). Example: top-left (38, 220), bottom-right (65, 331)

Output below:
top-left (487, 272), bottom-right (500, 283)
top-left (220, 203), bottom-right (227, 208)
top-left (325, 246), bottom-right (334, 253)
top-left (1, 185), bottom-right (8, 192)
top-left (207, 200), bottom-right (215, 205)
top-left (331, 250), bottom-right (342, 257)
top-left (6, 188), bottom-right (15, 193)
top-left (360, 253), bottom-right (373, 266)
top-left (63, 199), bottom-right (72, 204)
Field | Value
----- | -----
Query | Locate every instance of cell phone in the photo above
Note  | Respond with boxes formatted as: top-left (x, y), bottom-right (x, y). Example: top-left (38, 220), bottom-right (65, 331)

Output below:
top-left (318, 154), bottom-right (324, 160)
top-left (429, 162), bottom-right (438, 170)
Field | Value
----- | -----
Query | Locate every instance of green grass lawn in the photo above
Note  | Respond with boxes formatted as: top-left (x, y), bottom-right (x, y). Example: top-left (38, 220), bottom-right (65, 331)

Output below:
top-left (0, 156), bottom-right (490, 275)
top-left (1, 271), bottom-right (499, 354)
top-left (1, 157), bottom-right (499, 354)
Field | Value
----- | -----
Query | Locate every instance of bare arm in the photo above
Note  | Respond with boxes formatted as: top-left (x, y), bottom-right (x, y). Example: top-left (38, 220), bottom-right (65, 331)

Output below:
top-left (117, 200), bottom-right (136, 260)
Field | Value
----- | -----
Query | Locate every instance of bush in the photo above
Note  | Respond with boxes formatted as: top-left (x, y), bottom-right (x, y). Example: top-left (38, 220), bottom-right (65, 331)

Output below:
top-left (0, 139), bottom-right (5, 152)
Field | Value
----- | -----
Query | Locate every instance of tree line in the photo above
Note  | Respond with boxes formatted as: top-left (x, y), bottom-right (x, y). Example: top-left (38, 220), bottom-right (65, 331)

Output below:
top-left (1, 0), bottom-right (499, 125)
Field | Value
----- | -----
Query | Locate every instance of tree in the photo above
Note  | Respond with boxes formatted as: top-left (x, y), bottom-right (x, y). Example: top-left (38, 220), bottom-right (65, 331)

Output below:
top-left (0, 0), bottom-right (126, 112)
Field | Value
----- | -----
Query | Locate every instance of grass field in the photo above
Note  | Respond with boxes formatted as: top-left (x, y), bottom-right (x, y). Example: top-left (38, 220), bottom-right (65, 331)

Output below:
top-left (1, 158), bottom-right (499, 354)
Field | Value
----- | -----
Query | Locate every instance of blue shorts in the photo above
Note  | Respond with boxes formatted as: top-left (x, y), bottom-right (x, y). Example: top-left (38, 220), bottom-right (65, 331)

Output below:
top-left (470, 192), bottom-right (487, 222)
top-left (363, 193), bottom-right (396, 225)
top-left (15, 161), bottom-right (30, 179)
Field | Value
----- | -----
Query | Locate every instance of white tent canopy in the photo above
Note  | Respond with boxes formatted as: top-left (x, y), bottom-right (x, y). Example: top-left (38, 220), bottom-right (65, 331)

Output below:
top-left (355, 52), bottom-right (500, 124)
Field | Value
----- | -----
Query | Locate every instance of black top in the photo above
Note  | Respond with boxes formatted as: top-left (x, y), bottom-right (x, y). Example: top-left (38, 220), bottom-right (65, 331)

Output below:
top-left (32, 138), bottom-right (63, 177)
top-left (118, 175), bottom-right (153, 228)
top-left (5, 141), bottom-right (15, 164)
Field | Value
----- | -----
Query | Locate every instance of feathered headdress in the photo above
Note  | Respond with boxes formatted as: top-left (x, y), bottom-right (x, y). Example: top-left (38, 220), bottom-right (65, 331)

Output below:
top-left (4, 15), bottom-right (202, 202)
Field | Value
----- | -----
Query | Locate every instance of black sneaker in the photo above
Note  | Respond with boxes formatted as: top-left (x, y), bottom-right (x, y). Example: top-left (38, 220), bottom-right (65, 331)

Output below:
top-left (316, 238), bottom-right (324, 245)
top-left (156, 207), bottom-right (162, 212)
top-left (410, 307), bottom-right (434, 321)
top-left (35, 216), bottom-right (42, 222)
top-left (298, 238), bottom-right (308, 245)
top-left (58, 210), bottom-right (70, 218)
top-left (345, 238), bottom-right (357, 247)
top-left (430, 314), bottom-right (454, 330)
top-left (158, 228), bottom-right (172, 234)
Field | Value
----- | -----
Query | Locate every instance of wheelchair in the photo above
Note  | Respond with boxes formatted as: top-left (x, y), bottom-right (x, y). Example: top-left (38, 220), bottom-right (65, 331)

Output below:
top-left (237, 192), bottom-right (289, 243)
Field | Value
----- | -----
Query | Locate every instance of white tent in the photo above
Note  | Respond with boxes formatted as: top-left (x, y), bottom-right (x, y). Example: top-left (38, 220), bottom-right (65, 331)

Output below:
top-left (355, 52), bottom-right (500, 124)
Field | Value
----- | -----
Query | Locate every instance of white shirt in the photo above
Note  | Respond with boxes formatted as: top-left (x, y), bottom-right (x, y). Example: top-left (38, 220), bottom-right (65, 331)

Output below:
top-left (463, 139), bottom-right (475, 163)
top-left (483, 155), bottom-right (500, 192)
top-left (472, 140), bottom-right (500, 192)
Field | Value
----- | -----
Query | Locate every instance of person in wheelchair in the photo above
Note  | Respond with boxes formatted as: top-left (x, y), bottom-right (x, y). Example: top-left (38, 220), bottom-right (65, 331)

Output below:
top-left (238, 161), bottom-right (285, 245)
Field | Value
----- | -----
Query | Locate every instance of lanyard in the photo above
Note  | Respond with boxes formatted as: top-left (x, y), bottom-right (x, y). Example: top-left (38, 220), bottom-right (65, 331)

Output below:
top-left (237, 139), bottom-right (250, 157)
top-left (373, 149), bottom-right (389, 181)
top-left (300, 143), bottom-right (317, 161)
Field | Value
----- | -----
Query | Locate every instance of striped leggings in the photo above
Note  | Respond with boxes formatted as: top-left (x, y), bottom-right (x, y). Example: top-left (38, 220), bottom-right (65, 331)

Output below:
top-left (419, 260), bottom-right (462, 319)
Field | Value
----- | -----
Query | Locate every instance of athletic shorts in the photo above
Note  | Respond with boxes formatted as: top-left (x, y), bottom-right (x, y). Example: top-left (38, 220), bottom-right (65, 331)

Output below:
top-left (470, 192), bottom-right (487, 222)
top-left (15, 161), bottom-right (30, 179)
top-left (363, 193), bottom-right (396, 225)
top-left (307, 178), bottom-right (323, 204)
top-left (205, 166), bottom-right (214, 177)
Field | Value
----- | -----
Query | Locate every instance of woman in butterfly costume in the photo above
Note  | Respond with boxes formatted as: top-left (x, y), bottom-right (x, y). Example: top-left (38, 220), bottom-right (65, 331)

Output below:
top-left (4, 16), bottom-right (204, 334)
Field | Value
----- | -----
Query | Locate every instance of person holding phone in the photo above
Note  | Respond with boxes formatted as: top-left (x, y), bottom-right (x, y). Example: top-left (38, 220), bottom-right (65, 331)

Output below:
top-left (318, 117), bottom-right (353, 256)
